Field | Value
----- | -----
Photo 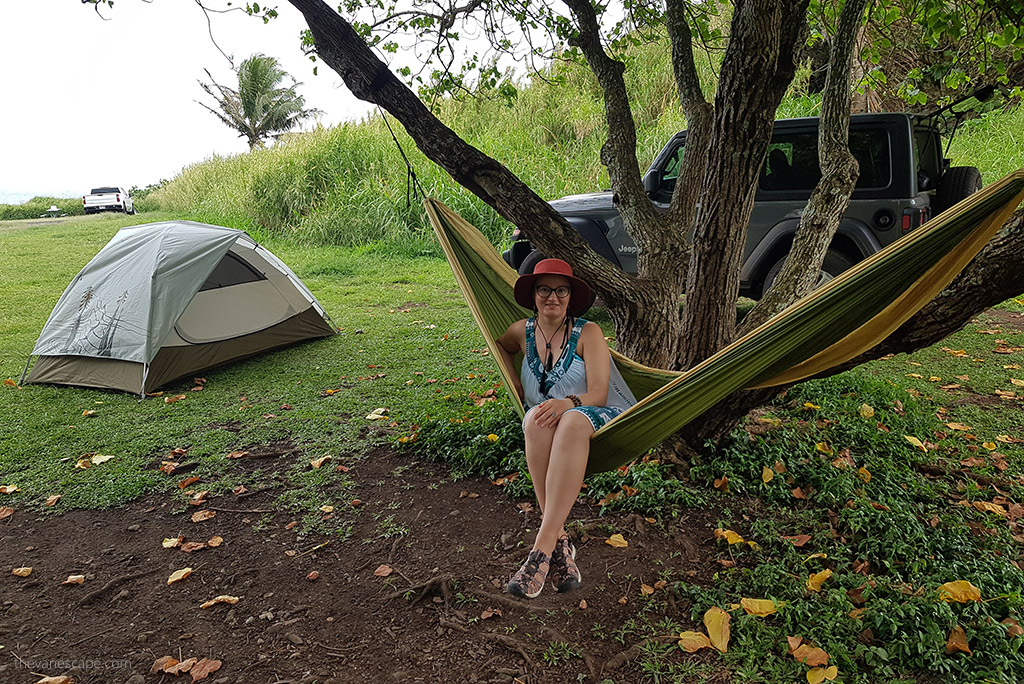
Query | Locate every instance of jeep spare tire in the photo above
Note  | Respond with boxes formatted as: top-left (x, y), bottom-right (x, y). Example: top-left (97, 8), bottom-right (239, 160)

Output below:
top-left (761, 248), bottom-right (855, 298)
top-left (517, 250), bottom-right (597, 314)
top-left (934, 166), bottom-right (982, 216)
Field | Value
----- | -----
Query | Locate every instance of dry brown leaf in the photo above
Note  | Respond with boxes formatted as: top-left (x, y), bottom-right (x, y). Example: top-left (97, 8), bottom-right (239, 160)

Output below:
top-left (703, 606), bottom-right (731, 652)
top-left (151, 655), bottom-right (179, 673)
top-left (12, 567), bottom-right (32, 577)
top-left (973, 500), bottom-right (1008, 517)
top-left (199, 595), bottom-right (239, 609)
top-left (225, 450), bottom-right (249, 459)
top-left (166, 657), bottom-right (197, 674)
top-left (792, 487), bottom-right (808, 500)
top-left (740, 597), bottom-right (778, 616)
top-left (783, 534), bottom-right (811, 547)
top-left (350, 499), bottom-right (363, 507)
top-left (849, 607), bottom-right (867, 620)
top-left (605, 533), bottom-right (629, 548)
top-left (640, 583), bottom-right (655, 596)
top-left (168, 567), bottom-right (193, 584)
top-left (46, 495), bottom-right (61, 507)
top-left (1002, 617), bottom-right (1024, 637)
top-left (579, 599), bottom-right (588, 610)
top-left (181, 542), bottom-right (207, 553)
top-left (480, 607), bottom-right (503, 620)
top-left (307, 571), bottom-right (320, 581)
top-left (0, 484), bottom-right (21, 493)
top-left (165, 394), bottom-right (187, 404)
top-left (806, 569), bottom-right (833, 593)
top-left (374, 564), bottom-right (393, 577)
top-left (713, 475), bottom-right (729, 492)
top-left (0, 506), bottom-right (13, 520)
top-left (677, 631), bottom-right (712, 653)
top-left (62, 575), bottom-right (86, 585)
top-left (191, 510), bottom-right (216, 523)
top-left (946, 625), bottom-right (972, 655)
top-left (207, 536), bottom-right (224, 547)
top-left (937, 580), bottom-right (982, 603)
top-left (792, 644), bottom-right (830, 666)
top-left (35, 677), bottom-right (75, 684)
top-left (178, 476), bottom-right (201, 489)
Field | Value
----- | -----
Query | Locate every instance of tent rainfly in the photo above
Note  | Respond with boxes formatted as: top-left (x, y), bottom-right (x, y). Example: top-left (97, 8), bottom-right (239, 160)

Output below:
top-left (22, 220), bottom-right (337, 395)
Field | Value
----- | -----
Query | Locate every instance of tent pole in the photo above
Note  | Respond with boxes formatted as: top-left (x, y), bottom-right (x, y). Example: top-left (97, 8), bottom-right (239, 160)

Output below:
top-left (18, 356), bottom-right (32, 385)
top-left (140, 364), bottom-right (149, 400)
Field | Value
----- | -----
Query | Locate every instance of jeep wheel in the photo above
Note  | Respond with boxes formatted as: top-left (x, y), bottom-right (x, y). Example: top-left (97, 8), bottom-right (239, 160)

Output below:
top-left (933, 166), bottom-right (982, 216)
top-left (761, 249), bottom-right (855, 297)
top-left (517, 250), bottom-right (597, 314)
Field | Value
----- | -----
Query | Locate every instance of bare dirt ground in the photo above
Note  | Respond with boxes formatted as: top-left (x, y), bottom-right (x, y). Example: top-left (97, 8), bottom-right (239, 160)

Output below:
top-left (1, 446), bottom-right (730, 684)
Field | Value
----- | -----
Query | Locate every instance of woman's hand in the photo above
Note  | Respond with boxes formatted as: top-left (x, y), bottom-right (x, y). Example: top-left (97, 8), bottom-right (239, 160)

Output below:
top-left (532, 397), bottom-right (573, 429)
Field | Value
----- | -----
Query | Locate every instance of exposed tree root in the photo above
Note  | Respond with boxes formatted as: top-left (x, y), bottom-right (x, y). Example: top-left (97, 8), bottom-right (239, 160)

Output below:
top-left (603, 636), bottom-right (678, 672)
top-left (76, 568), bottom-right (160, 607)
top-left (917, 462), bottom-right (1016, 489)
top-left (387, 574), bottom-right (454, 607)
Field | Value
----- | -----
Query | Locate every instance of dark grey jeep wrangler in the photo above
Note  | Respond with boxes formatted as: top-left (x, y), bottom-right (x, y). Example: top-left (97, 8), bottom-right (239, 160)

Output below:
top-left (503, 111), bottom-right (982, 298)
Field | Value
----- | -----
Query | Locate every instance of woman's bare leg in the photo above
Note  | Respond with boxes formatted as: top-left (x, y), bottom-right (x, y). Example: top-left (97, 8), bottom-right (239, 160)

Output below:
top-left (532, 412), bottom-right (593, 555)
top-left (523, 408), bottom-right (556, 515)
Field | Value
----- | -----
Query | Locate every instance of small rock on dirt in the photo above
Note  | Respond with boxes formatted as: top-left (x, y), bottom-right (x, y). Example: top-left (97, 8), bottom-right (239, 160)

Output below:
top-left (285, 632), bottom-right (304, 645)
top-left (125, 675), bottom-right (145, 684)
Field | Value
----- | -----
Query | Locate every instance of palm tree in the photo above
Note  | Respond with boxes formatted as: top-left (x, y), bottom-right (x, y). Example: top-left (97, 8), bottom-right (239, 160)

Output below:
top-left (199, 54), bottom-right (319, 150)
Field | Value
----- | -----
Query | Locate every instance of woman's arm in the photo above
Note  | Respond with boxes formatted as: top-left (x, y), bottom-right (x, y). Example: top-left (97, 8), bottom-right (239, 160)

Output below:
top-left (495, 320), bottom-right (526, 401)
top-left (577, 322), bottom-right (610, 406)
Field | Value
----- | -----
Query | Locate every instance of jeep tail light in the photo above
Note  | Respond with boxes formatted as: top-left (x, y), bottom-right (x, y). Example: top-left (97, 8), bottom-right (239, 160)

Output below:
top-left (901, 207), bottom-right (929, 234)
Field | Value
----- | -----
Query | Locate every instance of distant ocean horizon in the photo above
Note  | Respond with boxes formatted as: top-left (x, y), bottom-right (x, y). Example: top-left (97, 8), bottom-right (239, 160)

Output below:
top-left (0, 189), bottom-right (78, 205)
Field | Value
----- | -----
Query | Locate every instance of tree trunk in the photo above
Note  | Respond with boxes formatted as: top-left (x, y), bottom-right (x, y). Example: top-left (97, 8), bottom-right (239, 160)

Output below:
top-left (740, 0), bottom-right (871, 333)
top-left (681, 0), bottom-right (809, 368)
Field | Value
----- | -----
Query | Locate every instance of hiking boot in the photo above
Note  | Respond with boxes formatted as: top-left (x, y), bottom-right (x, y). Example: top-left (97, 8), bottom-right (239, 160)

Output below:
top-left (507, 549), bottom-right (551, 598)
top-left (549, 534), bottom-right (582, 593)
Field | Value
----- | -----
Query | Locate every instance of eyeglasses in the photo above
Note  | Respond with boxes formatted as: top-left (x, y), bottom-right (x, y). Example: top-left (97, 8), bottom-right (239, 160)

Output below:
top-left (535, 285), bottom-right (571, 299)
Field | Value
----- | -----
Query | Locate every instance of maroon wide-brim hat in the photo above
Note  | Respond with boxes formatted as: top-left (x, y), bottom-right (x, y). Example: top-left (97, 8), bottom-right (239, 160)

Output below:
top-left (513, 258), bottom-right (592, 316)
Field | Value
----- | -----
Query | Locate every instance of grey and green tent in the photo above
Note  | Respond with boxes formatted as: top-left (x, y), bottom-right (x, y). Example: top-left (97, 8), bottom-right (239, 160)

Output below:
top-left (22, 220), bottom-right (337, 395)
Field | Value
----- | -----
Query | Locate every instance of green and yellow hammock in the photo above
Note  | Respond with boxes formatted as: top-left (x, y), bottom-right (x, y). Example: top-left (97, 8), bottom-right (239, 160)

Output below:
top-left (424, 169), bottom-right (1024, 475)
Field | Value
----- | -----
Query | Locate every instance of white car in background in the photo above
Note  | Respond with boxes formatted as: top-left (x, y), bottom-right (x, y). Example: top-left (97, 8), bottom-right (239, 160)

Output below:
top-left (83, 186), bottom-right (135, 215)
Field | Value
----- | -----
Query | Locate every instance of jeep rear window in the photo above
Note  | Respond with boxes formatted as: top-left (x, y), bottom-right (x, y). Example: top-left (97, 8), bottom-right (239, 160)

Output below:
top-left (760, 129), bottom-right (891, 192)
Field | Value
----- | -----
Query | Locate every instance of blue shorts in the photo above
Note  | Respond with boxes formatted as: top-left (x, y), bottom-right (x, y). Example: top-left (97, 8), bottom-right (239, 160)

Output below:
top-left (523, 405), bottom-right (625, 432)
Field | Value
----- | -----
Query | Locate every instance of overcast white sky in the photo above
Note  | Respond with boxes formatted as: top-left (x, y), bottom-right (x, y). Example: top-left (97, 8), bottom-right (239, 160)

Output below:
top-left (0, 1), bottom-right (373, 204)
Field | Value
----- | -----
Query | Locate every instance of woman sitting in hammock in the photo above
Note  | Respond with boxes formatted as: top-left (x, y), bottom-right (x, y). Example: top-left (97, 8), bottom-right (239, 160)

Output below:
top-left (496, 259), bottom-right (636, 598)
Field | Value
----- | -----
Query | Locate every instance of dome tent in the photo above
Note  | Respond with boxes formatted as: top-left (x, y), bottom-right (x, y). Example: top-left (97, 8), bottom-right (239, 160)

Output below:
top-left (22, 220), bottom-right (337, 395)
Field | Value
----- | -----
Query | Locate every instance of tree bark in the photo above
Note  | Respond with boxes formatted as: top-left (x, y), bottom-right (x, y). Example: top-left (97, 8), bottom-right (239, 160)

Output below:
top-left (681, 0), bottom-right (810, 368)
top-left (741, 0), bottom-right (871, 333)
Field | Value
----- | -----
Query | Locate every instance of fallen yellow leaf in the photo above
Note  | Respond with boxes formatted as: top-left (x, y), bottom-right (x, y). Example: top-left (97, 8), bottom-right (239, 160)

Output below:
top-left (806, 569), bottom-right (833, 592)
top-left (199, 595), bottom-right (240, 609)
top-left (857, 467), bottom-right (871, 483)
top-left (162, 536), bottom-right (183, 548)
top-left (168, 567), bottom-right (193, 584)
top-left (807, 665), bottom-right (839, 683)
top-left (938, 580), bottom-right (982, 603)
top-left (677, 630), bottom-right (712, 653)
top-left (714, 528), bottom-right (745, 544)
top-left (62, 575), bottom-right (86, 585)
top-left (740, 597), bottom-right (778, 616)
top-left (365, 407), bottom-right (389, 420)
top-left (703, 606), bottom-right (731, 653)
top-left (12, 567), bottom-right (32, 577)
top-left (310, 456), bottom-right (332, 469)
top-left (762, 466), bottom-right (774, 484)
top-left (91, 454), bottom-right (114, 465)
top-left (0, 484), bottom-right (21, 494)
top-left (945, 422), bottom-right (972, 432)
top-left (815, 442), bottom-right (833, 455)
top-left (859, 404), bottom-right (875, 419)
top-left (904, 435), bottom-right (926, 452)
top-left (605, 533), bottom-right (629, 548)
top-left (207, 536), bottom-right (224, 547)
